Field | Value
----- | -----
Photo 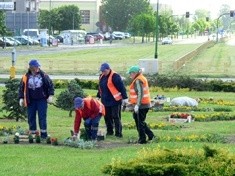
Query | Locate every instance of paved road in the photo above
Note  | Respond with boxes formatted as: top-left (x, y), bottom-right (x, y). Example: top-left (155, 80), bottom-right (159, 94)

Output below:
top-left (0, 74), bottom-right (99, 80)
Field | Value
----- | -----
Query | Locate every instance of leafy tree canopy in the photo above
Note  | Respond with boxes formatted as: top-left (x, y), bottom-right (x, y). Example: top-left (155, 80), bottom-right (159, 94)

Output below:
top-left (101, 0), bottom-right (152, 31)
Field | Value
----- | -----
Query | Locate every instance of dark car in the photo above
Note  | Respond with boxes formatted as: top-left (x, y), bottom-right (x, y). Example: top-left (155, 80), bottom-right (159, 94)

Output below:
top-left (0, 37), bottom-right (14, 47)
top-left (55, 35), bottom-right (64, 43)
top-left (87, 32), bottom-right (104, 41)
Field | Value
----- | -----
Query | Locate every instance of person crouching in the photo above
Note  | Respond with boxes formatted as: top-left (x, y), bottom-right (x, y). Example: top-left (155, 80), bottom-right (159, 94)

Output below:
top-left (73, 97), bottom-right (105, 141)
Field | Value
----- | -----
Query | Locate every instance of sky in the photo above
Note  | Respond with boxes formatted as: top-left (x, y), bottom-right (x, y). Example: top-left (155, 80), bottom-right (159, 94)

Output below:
top-left (150, 0), bottom-right (235, 19)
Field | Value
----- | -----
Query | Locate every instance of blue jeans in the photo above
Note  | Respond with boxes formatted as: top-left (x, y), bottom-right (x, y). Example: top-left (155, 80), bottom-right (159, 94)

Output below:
top-left (27, 99), bottom-right (48, 138)
top-left (84, 115), bottom-right (101, 140)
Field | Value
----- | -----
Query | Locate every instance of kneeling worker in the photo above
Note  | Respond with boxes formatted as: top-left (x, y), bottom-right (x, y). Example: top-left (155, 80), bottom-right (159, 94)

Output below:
top-left (73, 97), bottom-right (105, 140)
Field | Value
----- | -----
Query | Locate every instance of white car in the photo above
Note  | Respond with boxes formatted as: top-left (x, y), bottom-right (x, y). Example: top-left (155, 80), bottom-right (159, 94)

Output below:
top-left (112, 31), bottom-right (125, 40)
top-left (162, 37), bottom-right (172, 45)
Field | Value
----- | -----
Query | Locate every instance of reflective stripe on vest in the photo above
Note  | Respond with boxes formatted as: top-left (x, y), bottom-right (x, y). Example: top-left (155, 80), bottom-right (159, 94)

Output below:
top-left (100, 71), bottom-right (122, 101)
top-left (22, 74), bottom-right (28, 107)
top-left (129, 74), bottom-right (151, 104)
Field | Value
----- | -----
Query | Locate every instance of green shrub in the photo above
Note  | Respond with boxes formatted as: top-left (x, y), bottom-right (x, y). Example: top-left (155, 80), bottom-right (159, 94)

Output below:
top-left (1, 79), bottom-right (27, 121)
top-left (102, 146), bottom-right (235, 176)
top-left (55, 79), bottom-right (86, 116)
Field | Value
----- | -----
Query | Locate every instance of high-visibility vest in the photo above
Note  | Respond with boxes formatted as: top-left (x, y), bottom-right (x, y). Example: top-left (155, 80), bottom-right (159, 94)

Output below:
top-left (129, 74), bottom-right (151, 104)
top-left (100, 70), bottom-right (122, 101)
top-left (22, 74), bottom-right (28, 107)
top-left (84, 97), bottom-right (105, 116)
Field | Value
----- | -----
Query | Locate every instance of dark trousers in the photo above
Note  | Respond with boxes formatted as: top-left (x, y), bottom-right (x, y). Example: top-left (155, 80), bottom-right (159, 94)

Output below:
top-left (27, 99), bottom-right (48, 138)
top-left (104, 104), bottom-right (122, 136)
top-left (84, 115), bottom-right (101, 140)
top-left (133, 108), bottom-right (154, 142)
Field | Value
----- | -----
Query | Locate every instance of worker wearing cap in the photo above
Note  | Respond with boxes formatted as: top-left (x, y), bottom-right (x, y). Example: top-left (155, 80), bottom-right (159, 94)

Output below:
top-left (18, 59), bottom-right (54, 139)
top-left (97, 63), bottom-right (128, 138)
top-left (127, 65), bottom-right (155, 144)
top-left (73, 97), bottom-right (105, 140)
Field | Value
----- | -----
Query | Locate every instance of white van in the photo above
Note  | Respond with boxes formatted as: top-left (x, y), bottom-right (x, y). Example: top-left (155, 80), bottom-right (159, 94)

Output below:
top-left (23, 29), bottom-right (40, 40)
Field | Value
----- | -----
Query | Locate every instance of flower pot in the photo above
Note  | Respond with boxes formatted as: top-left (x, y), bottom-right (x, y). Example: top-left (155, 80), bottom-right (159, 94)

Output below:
top-left (35, 136), bottom-right (41, 143)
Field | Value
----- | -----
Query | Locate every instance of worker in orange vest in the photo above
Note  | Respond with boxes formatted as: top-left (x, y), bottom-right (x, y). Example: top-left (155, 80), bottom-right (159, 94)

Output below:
top-left (97, 63), bottom-right (128, 138)
top-left (18, 59), bottom-right (54, 139)
top-left (127, 65), bottom-right (155, 144)
top-left (73, 97), bottom-right (105, 140)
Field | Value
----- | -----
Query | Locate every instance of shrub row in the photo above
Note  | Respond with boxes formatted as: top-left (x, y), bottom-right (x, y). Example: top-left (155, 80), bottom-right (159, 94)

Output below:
top-left (102, 146), bottom-right (235, 176)
top-left (53, 74), bottom-right (235, 92)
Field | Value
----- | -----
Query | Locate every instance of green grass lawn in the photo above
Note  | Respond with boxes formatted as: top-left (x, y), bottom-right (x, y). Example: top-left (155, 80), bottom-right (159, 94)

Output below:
top-left (1, 87), bottom-right (235, 175)
top-left (1, 39), bottom-right (235, 175)
top-left (1, 39), bottom-right (235, 77)
top-left (0, 42), bottom-right (203, 75)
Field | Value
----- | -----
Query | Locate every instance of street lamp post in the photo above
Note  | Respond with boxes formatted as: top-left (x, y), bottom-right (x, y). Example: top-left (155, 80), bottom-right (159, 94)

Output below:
top-left (72, 13), bottom-right (74, 30)
top-left (154, 0), bottom-right (159, 59)
top-left (48, 0), bottom-right (51, 46)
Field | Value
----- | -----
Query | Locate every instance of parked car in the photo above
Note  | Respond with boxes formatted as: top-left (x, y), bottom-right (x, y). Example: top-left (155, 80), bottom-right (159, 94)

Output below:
top-left (124, 32), bottom-right (131, 38)
top-left (14, 36), bottom-right (33, 45)
top-left (87, 32), bottom-right (104, 41)
top-left (0, 37), bottom-right (14, 47)
top-left (162, 37), bottom-right (172, 45)
top-left (6, 37), bottom-right (21, 45)
top-left (85, 35), bottom-right (95, 43)
top-left (55, 35), bottom-right (64, 43)
top-left (112, 31), bottom-right (125, 40)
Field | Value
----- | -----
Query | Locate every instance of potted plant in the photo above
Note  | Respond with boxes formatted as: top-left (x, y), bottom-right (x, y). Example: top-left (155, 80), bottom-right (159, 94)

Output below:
top-left (46, 135), bottom-right (51, 144)
top-left (14, 132), bottom-right (20, 144)
top-left (28, 134), bottom-right (34, 143)
top-left (50, 137), bottom-right (58, 146)
top-left (35, 131), bottom-right (41, 143)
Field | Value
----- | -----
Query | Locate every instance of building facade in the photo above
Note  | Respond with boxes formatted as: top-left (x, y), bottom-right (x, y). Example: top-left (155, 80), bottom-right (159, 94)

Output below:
top-left (1, 0), bottom-right (168, 35)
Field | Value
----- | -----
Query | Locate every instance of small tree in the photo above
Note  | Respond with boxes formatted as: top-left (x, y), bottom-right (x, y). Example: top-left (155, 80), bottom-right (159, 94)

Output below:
top-left (1, 79), bottom-right (27, 121)
top-left (55, 80), bottom-right (86, 117)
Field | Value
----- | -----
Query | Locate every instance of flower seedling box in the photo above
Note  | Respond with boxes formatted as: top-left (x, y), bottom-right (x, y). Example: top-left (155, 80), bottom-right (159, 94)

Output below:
top-left (168, 115), bottom-right (193, 123)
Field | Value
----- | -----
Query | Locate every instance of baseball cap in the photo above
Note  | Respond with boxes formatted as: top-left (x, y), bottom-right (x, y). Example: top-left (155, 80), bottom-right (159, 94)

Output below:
top-left (100, 63), bottom-right (110, 72)
top-left (127, 65), bottom-right (140, 74)
top-left (29, 59), bottom-right (40, 67)
top-left (74, 97), bottom-right (84, 109)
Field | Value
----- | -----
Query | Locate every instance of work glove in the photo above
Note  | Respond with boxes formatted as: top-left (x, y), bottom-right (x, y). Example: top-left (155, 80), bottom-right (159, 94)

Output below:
top-left (47, 96), bottom-right (53, 103)
top-left (19, 99), bottom-right (24, 107)
top-left (122, 99), bottom-right (129, 106)
top-left (134, 105), bottom-right (139, 113)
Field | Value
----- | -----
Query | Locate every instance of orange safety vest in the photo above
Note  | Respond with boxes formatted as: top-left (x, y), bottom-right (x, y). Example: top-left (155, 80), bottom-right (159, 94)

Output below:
top-left (22, 74), bottom-right (28, 107)
top-left (129, 74), bottom-right (151, 104)
top-left (84, 97), bottom-right (105, 116)
top-left (100, 71), bottom-right (122, 101)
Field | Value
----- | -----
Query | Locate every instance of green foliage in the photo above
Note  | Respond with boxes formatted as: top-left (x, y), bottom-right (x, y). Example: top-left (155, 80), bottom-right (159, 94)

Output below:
top-left (141, 74), bottom-right (235, 92)
top-left (64, 138), bottom-right (96, 149)
top-left (53, 79), bottom-right (98, 89)
top-left (1, 79), bottom-right (27, 121)
top-left (55, 80), bottom-right (86, 116)
top-left (0, 11), bottom-right (7, 36)
top-left (101, 0), bottom-right (152, 31)
top-left (102, 146), bottom-right (235, 176)
top-left (38, 5), bottom-right (81, 33)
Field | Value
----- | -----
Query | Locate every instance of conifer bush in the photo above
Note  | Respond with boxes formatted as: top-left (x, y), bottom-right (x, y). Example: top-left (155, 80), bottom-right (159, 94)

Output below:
top-left (55, 80), bottom-right (86, 116)
top-left (1, 79), bottom-right (27, 121)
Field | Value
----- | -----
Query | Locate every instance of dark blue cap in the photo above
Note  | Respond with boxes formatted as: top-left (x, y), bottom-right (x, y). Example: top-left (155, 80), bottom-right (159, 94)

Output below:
top-left (29, 59), bottom-right (40, 67)
top-left (100, 63), bottom-right (110, 72)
